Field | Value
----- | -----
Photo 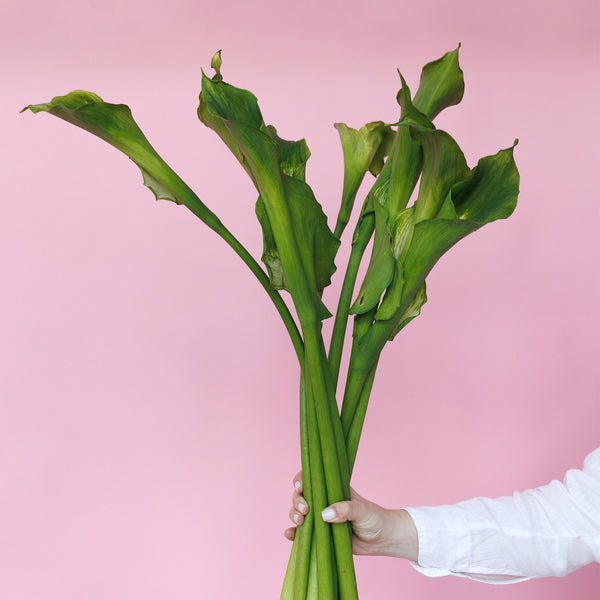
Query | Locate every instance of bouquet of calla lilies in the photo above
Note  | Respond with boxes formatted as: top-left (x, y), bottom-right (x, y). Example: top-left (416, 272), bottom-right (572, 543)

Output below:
top-left (23, 46), bottom-right (520, 599)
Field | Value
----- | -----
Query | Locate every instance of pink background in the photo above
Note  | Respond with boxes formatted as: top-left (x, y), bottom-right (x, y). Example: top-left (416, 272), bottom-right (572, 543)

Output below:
top-left (2, 0), bottom-right (599, 598)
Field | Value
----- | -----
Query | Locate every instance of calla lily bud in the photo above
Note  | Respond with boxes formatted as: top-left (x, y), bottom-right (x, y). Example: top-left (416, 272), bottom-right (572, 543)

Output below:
top-left (211, 50), bottom-right (223, 81)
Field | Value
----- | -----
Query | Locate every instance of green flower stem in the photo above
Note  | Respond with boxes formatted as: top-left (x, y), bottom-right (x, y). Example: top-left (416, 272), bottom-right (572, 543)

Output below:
top-left (345, 361), bottom-right (378, 474)
top-left (260, 185), bottom-right (355, 597)
top-left (245, 136), bottom-right (352, 493)
top-left (307, 548), bottom-right (319, 599)
top-left (328, 212), bottom-right (375, 389)
top-left (341, 303), bottom-right (411, 456)
top-left (302, 326), bottom-right (357, 599)
top-left (281, 379), bottom-right (313, 600)
top-left (358, 298), bottom-right (416, 371)
top-left (238, 116), bottom-right (357, 596)
top-left (296, 379), bottom-right (314, 599)
top-left (281, 532), bottom-right (300, 600)
top-left (305, 374), bottom-right (337, 599)
top-left (320, 341), bottom-right (357, 599)
top-left (340, 309), bottom-right (377, 438)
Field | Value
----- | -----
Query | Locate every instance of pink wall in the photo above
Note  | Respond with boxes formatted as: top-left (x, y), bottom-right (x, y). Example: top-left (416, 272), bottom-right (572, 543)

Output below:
top-left (2, 0), bottom-right (599, 598)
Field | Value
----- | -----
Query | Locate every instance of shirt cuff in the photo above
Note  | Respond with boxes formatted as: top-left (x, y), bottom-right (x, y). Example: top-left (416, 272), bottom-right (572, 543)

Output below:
top-left (405, 504), bottom-right (472, 571)
top-left (405, 504), bottom-right (531, 584)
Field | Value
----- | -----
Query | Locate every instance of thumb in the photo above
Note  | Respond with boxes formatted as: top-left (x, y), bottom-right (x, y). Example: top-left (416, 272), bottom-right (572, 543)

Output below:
top-left (321, 498), bottom-right (368, 524)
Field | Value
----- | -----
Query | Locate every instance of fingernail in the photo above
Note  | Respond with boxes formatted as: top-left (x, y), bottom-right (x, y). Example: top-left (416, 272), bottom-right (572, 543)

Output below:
top-left (298, 502), bottom-right (306, 514)
top-left (321, 507), bottom-right (337, 522)
top-left (293, 513), bottom-right (301, 524)
top-left (295, 481), bottom-right (302, 492)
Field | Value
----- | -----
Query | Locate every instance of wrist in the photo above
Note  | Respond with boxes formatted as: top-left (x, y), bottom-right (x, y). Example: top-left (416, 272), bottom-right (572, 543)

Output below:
top-left (376, 508), bottom-right (419, 561)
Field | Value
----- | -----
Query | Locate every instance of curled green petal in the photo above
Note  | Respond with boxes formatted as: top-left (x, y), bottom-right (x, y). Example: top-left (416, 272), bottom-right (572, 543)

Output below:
top-left (198, 70), bottom-right (265, 183)
top-left (452, 140), bottom-right (520, 223)
top-left (22, 90), bottom-right (104, 114)
top-left (22, 88), bottom-right (306, 364)
top-left (413, 44), bottom-right (464, 119)
top-left (334, 121), bottom-right (393, 238)
top-left (22, 91), bottom-right (220, 228)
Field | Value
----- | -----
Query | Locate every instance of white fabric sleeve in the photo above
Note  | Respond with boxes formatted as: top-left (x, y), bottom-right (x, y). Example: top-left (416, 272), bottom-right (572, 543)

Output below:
top-left (405, 447), bottom-right (600, 584)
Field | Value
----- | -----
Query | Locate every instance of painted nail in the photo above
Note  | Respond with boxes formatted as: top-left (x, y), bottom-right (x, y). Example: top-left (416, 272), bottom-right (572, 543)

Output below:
top-left (295, 481), bottom-right (302, 492)
top-left (321, 507), bottom-right (337, 522)
top-left (298, 502), bottom-right (306, 514)
top-left (293, 513), bottom-right (301, 524)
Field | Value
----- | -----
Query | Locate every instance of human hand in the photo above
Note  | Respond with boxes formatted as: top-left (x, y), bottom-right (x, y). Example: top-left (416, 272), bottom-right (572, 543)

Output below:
top-left (284, 472), bottom-right (418, 561)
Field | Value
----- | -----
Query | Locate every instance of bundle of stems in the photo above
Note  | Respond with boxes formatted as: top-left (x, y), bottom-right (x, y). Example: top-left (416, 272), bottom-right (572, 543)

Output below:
top-left (22, 46), bottom-right (520, 599)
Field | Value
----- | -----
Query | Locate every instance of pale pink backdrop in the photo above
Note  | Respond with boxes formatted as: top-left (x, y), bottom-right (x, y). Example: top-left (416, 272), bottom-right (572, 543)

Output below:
top-left (2, 0), bottom-right (599, 598)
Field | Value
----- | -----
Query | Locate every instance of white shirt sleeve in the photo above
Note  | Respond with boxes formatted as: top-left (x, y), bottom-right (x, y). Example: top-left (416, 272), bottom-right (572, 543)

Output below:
top-left (405, 447), bottom-right (600, 584)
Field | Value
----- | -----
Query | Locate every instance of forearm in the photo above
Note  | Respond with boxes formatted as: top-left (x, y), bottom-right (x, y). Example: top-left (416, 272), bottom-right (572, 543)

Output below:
top-left (405, 448), bottom-right (600, 582)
